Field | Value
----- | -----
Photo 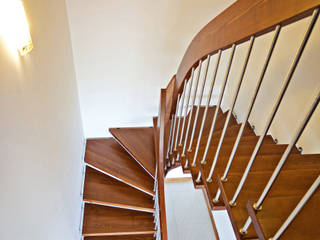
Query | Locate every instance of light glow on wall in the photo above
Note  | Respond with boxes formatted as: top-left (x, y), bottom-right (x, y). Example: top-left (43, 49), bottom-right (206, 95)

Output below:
top-left (0, 0), bottom-right (33, 55)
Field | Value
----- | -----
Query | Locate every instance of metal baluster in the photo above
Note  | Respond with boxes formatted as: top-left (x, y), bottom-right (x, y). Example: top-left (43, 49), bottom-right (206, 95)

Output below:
top-left (174, 81), bottom-right (187, 161)
top-left (271, 175), bottom-right (320, 240)
top-left (192, 50), bottom-right (222, 167)
top-left (188, 55), bottom-right (211, 153)
top-left (166, 115), bottom-right (174, 160)
top-left (179, 69), bottom-right (195, 147)
top-left (181, 64), bottom-right (202, 159)
top-left (231, 9), bottom-right (319, 207)
top-left (241, 86), bottom-right (320, 234)
top-left (169, 94), bottom-right (180, 164)
top-left (195, 46), bottom-right (235, 183)
top-left (206, 37), bottom-right (254, 183)
top-left (214, 26), bottom-right (281, 202)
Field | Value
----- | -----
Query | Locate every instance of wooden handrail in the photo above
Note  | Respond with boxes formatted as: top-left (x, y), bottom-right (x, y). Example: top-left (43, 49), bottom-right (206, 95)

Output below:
top-left (172, 0), bottom-right (320, 114)
top-left (154, 88), bottom-right (171, 240)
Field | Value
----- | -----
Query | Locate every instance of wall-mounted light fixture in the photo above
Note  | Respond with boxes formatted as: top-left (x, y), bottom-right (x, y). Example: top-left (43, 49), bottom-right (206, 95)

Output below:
top-left (0, 0), bottom-right (33, 55)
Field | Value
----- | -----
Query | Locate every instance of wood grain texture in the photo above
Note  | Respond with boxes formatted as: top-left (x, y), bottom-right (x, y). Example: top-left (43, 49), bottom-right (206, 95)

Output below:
top-left (155, 89), bottom-right (168, 240)
top-left (246, 201), bottom-right (266, 240)
top-left (85, 138), bottom-right (154, 195)
top-left (110, 127), bottom-right (156, 178)
top-left (83, 203), bottom-right (155, 236)
top-left (85, 235), bottom-right (155, 240)
top-left (174, 0), bottom-right (320, 106)
top-left (217, 176), bottom-right (241, 240)
top-left (84, 166), bottom-right (154, 212)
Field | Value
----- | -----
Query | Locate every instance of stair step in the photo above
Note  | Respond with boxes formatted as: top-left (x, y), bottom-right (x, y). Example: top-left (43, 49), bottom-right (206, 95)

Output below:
top-left (85, 138), bottom-right (154, 196)
top-left (84, 166), bottom-right (154, 212)
top-left (221, 153), bottom-right (320, 238)
top-left (84, 235), bottom-right (155, 240)
top-left (110, 127), bottom-right (156, 178)
top-left (82, 203), bottom-right (155, 237)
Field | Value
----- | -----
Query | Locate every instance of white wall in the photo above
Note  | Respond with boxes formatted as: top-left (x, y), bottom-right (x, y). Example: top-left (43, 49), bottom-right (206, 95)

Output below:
top-left (66, 0), bottom-right (235, 138)
top-left (0, 0), bottom-right (84, 240)
top-left (218, 15), bottom-right (320, 154)
top-left (165, 180), bottom-right (216, 240)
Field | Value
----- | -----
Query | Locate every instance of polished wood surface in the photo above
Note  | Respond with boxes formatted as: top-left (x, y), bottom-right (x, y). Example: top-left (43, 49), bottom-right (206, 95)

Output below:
top-left (217, 176), bottom-right (241, 240)
top-left (85, 138), bottom-right (154, 195)
top-left (83, 204), bottom-right (155, 236)
top-left (155, 89), bottom-right (169, 240)
top-left (174, 0), bottom-right (320, 105)
top-left (110, 127), bottom-right (156, 178)
top-left (84, 235), bottom-right (155, 240)
top-left (246, 201), bottom-right (266, 240)
top-left (165, 101), bottom-right (320, 239)
top-left (84, 166), bottom-right (154, 212)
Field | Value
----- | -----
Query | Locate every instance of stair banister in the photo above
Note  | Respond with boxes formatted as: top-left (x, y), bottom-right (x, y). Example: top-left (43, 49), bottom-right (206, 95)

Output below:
top-left (241, 84), bottom-right (320, 234)
top-left (213, 25), bottom-right (281, 202)
top-left (179, 70), bottom-right (194, 147)
top-left (165, 114), bottom-right (174, 161)
top-left (181, 65), bottom-right (200, 158)
top-left (230, 8), bottom-right (319, 208)
top-left (206, 36), bottom-right (255, 183)
top-left (173, 0), bottom-right (320, 106)
top-left (174, 80), bottom-right (187, 160)
top-left (188, 55), bottom-right (211, 154)
top-left (169, 93), bottom-right (180, 163)
top-left (192, 50), bottom-right (222, 167)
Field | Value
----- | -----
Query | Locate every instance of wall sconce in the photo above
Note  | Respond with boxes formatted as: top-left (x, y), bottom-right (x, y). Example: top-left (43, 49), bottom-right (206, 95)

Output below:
top-left (0, 0), bottom-right (33, 55)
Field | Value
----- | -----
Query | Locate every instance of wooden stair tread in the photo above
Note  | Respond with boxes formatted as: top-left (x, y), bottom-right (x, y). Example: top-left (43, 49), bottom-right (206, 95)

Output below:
top-left (85, 138), bottom-right (154, 196)
top-left (277, 186), bottom-right (320, 240)
top-left (225, 153), bottom-right (320, 238)
top-left (83, 204), bottom-right (155, 236)
top-left (110, 127), bottom-right (156, 178)
top-left (84, 166), bottom-right (154, 212)
top-left (84, 235), bottom-right (155, 240)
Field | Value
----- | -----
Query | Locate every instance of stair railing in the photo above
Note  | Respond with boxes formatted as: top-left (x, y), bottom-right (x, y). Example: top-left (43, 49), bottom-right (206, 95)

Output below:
top-left (241, 85), bottom-right (320, 234)
top-left (158, 1), bottom-right (320, 239)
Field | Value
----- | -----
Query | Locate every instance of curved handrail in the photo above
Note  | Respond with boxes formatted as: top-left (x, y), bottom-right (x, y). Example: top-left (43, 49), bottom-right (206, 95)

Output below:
top-left (172, 0), bottom-right (320, 114)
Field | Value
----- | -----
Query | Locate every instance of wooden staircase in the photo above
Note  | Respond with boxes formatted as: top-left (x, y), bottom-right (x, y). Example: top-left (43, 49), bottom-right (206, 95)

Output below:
top-left (169, 105), bottom-right (320, 239)
top-left (80, 1), bottom-right (320, 240)
top-left (82, 128), bottom-right (158, 239)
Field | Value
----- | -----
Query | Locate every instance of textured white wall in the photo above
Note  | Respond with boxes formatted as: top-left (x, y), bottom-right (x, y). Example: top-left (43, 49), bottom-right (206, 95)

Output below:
top-left (0, 0), bottom-right (84, 239)
top-left (65, 0), bottom-right (235, 138)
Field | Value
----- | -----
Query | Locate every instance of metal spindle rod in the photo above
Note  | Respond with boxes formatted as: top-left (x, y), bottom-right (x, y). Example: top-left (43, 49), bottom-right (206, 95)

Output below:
top-left (214, 26), bottom-right (281, 202)
top-left (200, 44), bottom-right (236, 167)
top-left (206, 37), bottom-right (254, 182)
top-left (188, 55), bottom-right (211, 153)
top-left (184, 159), bottom-right (189, 168)
top-left (192, 50), bottom-right (222, 167)
top-left (179, 69), bottom-right (195, 146)
top-left (181, 62), bottom-right (202, 158)
top-left (258, 89), bottom-right (320, 207)
top-left (271, 175), bottom-right (320, 240)
top-left (169, 94), bottom-right (180, 157)
top-left (174, 81), bottom-right (187, 154)
top-left (230, 9), bottom-right (319, 206)
top-left (166, 115), bottom-right (174, 160)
